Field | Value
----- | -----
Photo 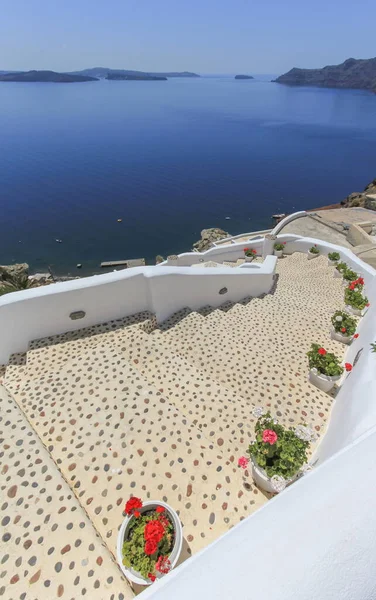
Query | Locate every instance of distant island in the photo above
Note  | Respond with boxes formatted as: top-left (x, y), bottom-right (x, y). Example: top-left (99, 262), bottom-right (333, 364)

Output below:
top-left (69, 67), bottom-right (199, 79)
top-left (274, 57), bottom-right (376, 94)
top-left (106, 73), bottom-right (167, 81)
top-left (235, 74), bottom-right (254, 80)
top-left (0, 70), bottom-right (98, 83)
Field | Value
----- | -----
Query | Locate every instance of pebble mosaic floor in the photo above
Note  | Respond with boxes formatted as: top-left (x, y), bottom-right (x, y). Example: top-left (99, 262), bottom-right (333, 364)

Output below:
top-left (0, 253), bottom-right (351, 599)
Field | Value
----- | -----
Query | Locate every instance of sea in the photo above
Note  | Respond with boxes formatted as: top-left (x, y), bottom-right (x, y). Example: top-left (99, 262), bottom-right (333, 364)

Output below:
top-left (0, 74), bottom-right (375, 275)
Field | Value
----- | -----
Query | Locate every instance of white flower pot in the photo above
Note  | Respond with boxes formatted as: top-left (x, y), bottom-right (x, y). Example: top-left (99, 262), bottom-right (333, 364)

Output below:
top-left (345, 305), bottom-right (364, 317)
top-left (308, 368), bottom-right (341, 392)
top-left (307, 251), bottom-right (319, 260)
top-left (244, 256), bottom-right (254, 262)
top-left (328, 259), bottom-right (338, 267)
top-left (334, 269), bottom-right (342, 278)
top-left (117, 500), bottom-right (183, 586)
top-left (251, 457), bottom-right (298, 494)
top-left (330, 328), bottom-right (352, 345)
top-left (274, 250), bottom-right (283, 257)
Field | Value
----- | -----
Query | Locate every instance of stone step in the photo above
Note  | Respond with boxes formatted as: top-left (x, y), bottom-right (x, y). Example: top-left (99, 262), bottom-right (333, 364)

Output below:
top-left (0, 385), bottom-right (134, 599)
top-left (104, 326), bottom-right (256, 453)
top-left (13, 343), bottom-right (266, 557)
top-left (3, 352), bottom-right (27, 395)
top-left (25, 312), bottom-right (155, 377)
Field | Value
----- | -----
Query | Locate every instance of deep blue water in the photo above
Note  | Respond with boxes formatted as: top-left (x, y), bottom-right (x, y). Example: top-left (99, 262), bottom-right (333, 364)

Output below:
top-left (0, 76), bottom-right (375, 275)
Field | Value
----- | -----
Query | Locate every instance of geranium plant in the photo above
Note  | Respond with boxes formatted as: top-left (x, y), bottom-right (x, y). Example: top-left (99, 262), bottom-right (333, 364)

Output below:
top-left (244, 247), bottom-right (257, 257)
top-left (342, 267), bottom-right (358, 282)
top-left (328, 251), bottom-right (340, 262)
top-left (331, 310), bottom-right (357, 336)
top-left (344, 288), bottom-right (369, 311)
top-left (309, 245), bottom-right (319, 254)
top-left (242, 412), bottom-right (312, 480)
top-left (347, 277), bottom-right (364, 291)
top-left (336, 261), bottom-right (348, 273)
top-left (307, 344), bottom-right (344, 377)
top-left (122, 497), bottom-right (174, 582)
top-left (274, 242), bottom-right (285, 251)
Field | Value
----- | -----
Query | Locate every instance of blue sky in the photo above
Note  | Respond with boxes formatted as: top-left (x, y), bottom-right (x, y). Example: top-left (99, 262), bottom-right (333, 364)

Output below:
top-left (1, 0), bottom-right (375, 74)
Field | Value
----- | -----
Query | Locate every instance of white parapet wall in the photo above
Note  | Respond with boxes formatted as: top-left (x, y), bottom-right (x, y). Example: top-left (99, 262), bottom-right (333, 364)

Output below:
top-left (0, 257), bottom-right (277, 364)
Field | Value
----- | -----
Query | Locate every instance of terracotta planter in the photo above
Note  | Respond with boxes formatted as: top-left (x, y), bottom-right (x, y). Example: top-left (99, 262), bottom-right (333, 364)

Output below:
top-left (117, 501), bottom-right (183, 586)
top-left (307, 251), bottom-right (319, 260)
top-left (330, 328), bottom-right (352, 345)
top-left (251, 457), bottom-right (297, 494)
top-left (308, 368), bottom-right (341, 392)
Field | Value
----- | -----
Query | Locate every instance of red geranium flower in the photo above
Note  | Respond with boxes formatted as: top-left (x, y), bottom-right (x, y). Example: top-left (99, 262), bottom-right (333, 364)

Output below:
top-left (156, 506), bottom-right (165, 514)
top-left (144, 520), bottom-right (165, 544)
top-left (155, 556), bottom-right (172, 575)
top-left (353, 333), bottom-right (359, 339)
top-left (366, 303), bottom-right (370, 307)
top-left (358, 277), bottom-right (364, 285)
top-left (345, 363), bottom-right (353, 372)
top-left (283, 241), bottom-right (286, 244)
top-left (244, 248), bottom-right (249, 252)
top-left (134, 511), bottom-right (141, 518)
top-left (318, 348), bottom-right (327, 356)
top-left (145, 539), bottom-right (158, 556)
top-left (262, 429), bottom-right (278, 445)
top-left (124, 497), bottom-right (142, 516)
top-left (252, 249), bottom-right (257, 254)
top-left (341, 327), bottom-right (346, 333)
top-left (148, 573), bottom-right (156, 582)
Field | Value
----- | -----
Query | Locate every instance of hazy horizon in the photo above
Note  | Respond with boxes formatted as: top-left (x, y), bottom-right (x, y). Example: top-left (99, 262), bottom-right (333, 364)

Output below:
top-left (1, 0), bottom-right (375, 74)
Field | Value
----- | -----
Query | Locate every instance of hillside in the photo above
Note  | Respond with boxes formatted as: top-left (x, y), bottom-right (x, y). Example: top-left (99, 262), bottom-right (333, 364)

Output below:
top-left (70, 67), bottom-right (199, 79)
top-left (235, 74), bottom-right (254, 79)
top-left (274, 57), bottom-right (376, 93)
top-left (0, 70), bottom-right (98, 83)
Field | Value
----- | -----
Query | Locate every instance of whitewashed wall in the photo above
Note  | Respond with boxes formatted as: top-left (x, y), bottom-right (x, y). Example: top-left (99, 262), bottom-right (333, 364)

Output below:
top-left (0, 258), bottom-right (276, 363)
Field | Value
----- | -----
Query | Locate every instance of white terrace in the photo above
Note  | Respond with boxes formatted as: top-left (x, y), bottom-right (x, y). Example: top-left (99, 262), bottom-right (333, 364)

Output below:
top-left (1, 212), bottom-right (376, 600)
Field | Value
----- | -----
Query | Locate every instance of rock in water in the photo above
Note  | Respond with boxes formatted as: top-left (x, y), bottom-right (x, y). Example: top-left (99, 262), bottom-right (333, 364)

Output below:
top-left (193, 228), bottom-right (230, 252)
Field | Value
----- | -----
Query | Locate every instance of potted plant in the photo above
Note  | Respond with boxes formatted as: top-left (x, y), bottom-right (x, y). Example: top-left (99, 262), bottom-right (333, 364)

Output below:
top-left (274, 242), bottom-right (285, 258)
top-left (331, 310), bottom-right (357, 344)
top-left (328, 251), bottom-right (340, 266)
top-left (307, 343), bottom-right (344, 392)
top-left (342, 267), bottom-right (358, 283)
top-left (307, 244), bottom-right (319, 260)
top-left (117, 497), bottom-right (183, 586)
top-left (344, 288), bottom-right (369, 317)
top-left (167, 255), bottom-right (179, 265)
top-left (244, 247), bottom-right (257, 262)
top-left (334, 261), bottom-right (348, 279)
top-left (347, 277), bottom-right (365, 292)
top-left (238, 412), bottom-right (313, 494)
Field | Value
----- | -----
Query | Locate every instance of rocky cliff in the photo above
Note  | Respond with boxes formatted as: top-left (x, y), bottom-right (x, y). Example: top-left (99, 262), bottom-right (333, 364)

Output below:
top-left (193, 228), bottom-right (230, 252)
top-left (342, 178), bottom-right (376, 210)
top-left (274, 57), bottom-right (376, 94)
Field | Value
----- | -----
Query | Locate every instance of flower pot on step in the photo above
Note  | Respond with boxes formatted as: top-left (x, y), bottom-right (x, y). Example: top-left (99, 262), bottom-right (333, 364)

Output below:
top-left (251, 457), bottom-right (298, 494)
top-left (307, 251), bottom-right (319, 260)
top-left (334, 269), bottom-right (342, 278)
top-left (308, 368), bottom-right (341, 392)
top-left (328, 259), bottom-right (338, 267)
top-left (274, 250), bottom-right (283, 258)
top-left (345, 305), bottom-right (364, 317)
top-left (117, 500), bottom-right (183, 586)
top-left (244, 256), bottom-right (254, 262)
top-left (330, 328), bottom-right (352, 345)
